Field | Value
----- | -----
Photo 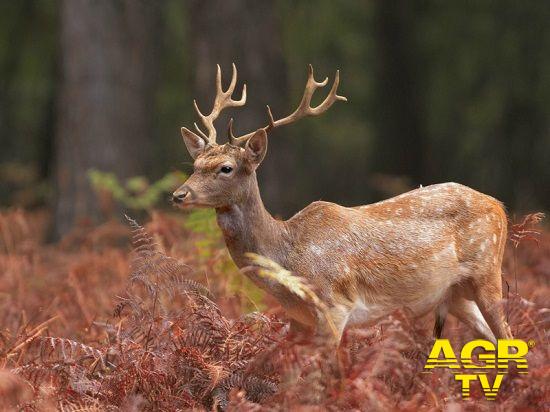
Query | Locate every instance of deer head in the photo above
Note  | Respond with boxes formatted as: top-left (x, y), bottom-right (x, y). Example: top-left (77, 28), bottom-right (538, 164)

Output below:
top-left (173, 64), bottom-right (346, 209)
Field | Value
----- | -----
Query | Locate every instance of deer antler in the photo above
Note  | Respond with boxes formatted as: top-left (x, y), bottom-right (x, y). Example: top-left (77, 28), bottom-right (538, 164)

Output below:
top-left (183, 63), bottom-right (247, 146)
top-left (228, 64), bottom-right (347, 146)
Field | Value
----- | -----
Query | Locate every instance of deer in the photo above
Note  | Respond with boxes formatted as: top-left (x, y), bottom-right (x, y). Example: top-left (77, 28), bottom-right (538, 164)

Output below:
top-left (172, 64), bottom-right (513, 344)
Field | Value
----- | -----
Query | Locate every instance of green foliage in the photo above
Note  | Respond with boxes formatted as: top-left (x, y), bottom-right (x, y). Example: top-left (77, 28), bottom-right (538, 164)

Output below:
top-left (228, 268), bottom-right (267, 313)
top-left (87, 169), bottom-right (187, 211)
top-left (180, 208), bottom-right (266, 311)
top-left (183, 208), bottom-right (220, 259)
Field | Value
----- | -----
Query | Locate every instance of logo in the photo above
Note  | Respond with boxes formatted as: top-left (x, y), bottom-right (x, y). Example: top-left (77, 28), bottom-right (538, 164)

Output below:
top-left (424, 339), bottom-right (531, 400)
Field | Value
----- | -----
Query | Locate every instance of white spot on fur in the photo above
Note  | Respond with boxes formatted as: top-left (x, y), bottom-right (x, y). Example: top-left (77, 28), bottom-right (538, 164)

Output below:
top-left (480, 241), bottom-right (487, 252)
top-left (432, 243), bottom-right (457, 262)
top-left (492, 234), bottom-right (497, 244)
top-left (309, 245), bottom-right (323, 257)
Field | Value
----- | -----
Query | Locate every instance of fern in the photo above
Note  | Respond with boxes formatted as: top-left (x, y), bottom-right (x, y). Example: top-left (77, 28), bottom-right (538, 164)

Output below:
top-left (3, 209), bottom-right (547, 410)
top-left (244, 253), bottom-right (339, 339)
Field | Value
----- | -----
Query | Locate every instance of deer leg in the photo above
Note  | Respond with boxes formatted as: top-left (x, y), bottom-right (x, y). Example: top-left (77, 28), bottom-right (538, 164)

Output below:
top-left (448, 296), bottom-right (496, 342)
top-left (472, 276), bottom-right (513, 340)
top-left (324, 306), bottom-right (352, 344)
top-left (433, 304), bottom-right (448, 339)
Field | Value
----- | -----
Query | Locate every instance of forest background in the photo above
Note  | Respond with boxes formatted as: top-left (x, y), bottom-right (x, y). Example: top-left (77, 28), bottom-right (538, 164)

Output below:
top-left (1, 0), bottom-right (549, 238)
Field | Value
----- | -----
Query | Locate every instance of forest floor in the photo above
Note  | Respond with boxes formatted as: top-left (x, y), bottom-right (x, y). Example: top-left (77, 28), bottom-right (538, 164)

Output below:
top-left (0, 208), bottom-right (548, 411)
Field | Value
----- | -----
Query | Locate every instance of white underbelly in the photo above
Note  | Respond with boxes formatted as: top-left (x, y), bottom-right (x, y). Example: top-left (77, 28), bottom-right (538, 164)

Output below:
top-left (346, 285), bottom-right (449, 328)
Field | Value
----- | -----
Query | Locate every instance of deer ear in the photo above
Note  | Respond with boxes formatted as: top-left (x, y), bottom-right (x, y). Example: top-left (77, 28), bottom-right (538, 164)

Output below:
top-left (245, 129), bottom-right (268, 167)
top-left (181, 127), bottom-right (206, 159)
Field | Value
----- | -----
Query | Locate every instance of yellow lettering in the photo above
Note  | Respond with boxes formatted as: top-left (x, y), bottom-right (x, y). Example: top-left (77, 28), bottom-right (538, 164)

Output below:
top-left (497, 339), bottom-right (529, 370)
top-left (478, 374), bottom-right (504, 400)
top-left (455, 374), bottom-right (478, 398)
top-left (425, 339), bottom-right (529, 400)
top-left (425, 339), bottom-right (460, 369)
top-left (461, 339), bottom-right (495, 369)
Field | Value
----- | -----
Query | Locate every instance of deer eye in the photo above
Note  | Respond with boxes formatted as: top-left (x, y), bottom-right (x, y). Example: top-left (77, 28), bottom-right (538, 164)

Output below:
top-left (220, 165), bottom-right (233, 174)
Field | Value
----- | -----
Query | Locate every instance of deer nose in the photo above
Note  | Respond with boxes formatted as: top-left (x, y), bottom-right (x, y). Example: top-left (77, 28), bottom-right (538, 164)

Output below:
top-left (172, 189), bottom-right (189, 204)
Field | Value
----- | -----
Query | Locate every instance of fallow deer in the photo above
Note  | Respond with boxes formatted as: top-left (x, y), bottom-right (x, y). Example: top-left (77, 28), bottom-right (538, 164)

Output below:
top-left (173, 64), bottom-right (512, 343)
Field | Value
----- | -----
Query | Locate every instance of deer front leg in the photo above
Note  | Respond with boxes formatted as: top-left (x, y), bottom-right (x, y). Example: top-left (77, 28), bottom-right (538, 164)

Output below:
top-left (323, 305), bottom-right (354, 344)
top-left (433, 303), bottom-right (448, 339)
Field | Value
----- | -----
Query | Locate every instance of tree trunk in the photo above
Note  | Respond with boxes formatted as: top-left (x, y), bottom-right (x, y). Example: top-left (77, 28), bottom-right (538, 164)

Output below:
top-left (53, 0), bottom-right (162, 238)
top-left (187, 0), bottom-right (291, 216)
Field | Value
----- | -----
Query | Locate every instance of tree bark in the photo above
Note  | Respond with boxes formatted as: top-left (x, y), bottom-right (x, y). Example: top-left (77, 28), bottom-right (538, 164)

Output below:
top-left (53, 0), bottom-right (162, 238)
top-left (187, 0), bottom-right (291, 216)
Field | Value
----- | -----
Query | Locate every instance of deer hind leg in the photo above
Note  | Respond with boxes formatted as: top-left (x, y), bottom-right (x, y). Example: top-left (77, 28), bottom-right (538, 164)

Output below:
top-left (469, 206), bottom-right (512, 340)
top-left (448, 295), bottom-right (496, 342)
top-left (472, 275), bottom-right (513, 340)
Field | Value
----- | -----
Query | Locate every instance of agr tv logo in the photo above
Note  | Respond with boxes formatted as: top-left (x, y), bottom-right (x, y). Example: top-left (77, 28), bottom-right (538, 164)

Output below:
top-left (424, 339), bottom-right (532, 400)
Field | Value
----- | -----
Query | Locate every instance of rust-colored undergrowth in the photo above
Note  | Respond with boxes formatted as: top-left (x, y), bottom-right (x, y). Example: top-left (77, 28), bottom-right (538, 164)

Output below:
top-left (0, 209), bottom-right (548, 411)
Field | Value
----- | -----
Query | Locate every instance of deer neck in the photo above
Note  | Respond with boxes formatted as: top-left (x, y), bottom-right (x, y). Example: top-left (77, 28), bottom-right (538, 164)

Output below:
top-left (215, 174), bottom-right (288, 268)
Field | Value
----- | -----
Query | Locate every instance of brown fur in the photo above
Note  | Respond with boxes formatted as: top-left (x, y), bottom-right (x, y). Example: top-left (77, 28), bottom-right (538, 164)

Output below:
top-left (174, 130), bottom-right (512, 343)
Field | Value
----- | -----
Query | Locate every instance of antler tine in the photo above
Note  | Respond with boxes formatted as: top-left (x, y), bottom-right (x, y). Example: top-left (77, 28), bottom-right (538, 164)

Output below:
top-left (227, 63), bottom-right (238, 95)
top-left (191, 63), bottom-right (247, 145)
top-left (306, 63), bottom-right (329, 90)
top-left (309, 69), bottom-right (347, 115)
top-left (215, 64), bottom-right (223, 94)
top-left (228, 117), bottom-right (258, 146)
top-left (227, 118), bottom-right (237, 145)
top-left (193, 122), bottom-right (208, 140)
top-left (228, 65), bottom-right (347, 146)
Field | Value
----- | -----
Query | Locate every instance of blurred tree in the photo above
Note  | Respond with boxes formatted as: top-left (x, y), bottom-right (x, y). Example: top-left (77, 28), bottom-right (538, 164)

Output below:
top-left (415, 1), bottom-right (550, 210)
top-left (371, 0), bottom-right (426, 186)
top-left (53, 0), bottom-right (163, 238)
top-left (0, 1), bottom-right (34, 166)
top-left (187, 0), bottom-right (291, 216)
top-left (0, 1), bottom-right (58, 206)
top-left (1, 0), bottom-right (549, 220)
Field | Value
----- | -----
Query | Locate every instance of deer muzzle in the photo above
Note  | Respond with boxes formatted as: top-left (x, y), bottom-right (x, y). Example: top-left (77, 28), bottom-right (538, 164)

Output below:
top-left (172, 187), bottom-right (190, 204)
